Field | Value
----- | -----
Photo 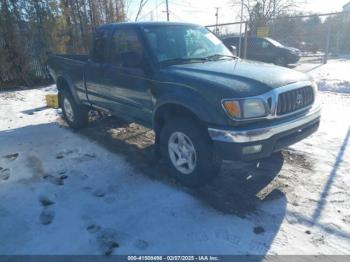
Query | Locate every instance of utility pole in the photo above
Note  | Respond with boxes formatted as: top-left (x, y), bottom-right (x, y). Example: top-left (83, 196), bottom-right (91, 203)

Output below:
top-left (238, 0), bottom-right (244, 58)
top-left (324, 21), bottom-right (331, 64)
top-left (272, 0), bottom-right (276, 35)
top-left (165, 0), bottom-right (170, 21)
top-left (215, 7), bottom-right (219, 35)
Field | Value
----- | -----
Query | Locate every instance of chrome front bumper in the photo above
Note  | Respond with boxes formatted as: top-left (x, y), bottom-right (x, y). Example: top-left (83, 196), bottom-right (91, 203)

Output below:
top-left (208, 106), bottom-right (321, 143)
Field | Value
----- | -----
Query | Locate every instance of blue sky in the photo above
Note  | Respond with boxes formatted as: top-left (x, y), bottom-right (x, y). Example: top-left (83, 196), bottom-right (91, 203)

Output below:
top-left (127, 0), bottom-right (350, 25)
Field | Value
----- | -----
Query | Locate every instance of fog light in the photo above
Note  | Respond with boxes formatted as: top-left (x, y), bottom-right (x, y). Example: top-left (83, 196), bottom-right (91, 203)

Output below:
top-left (242, 145), bottom-right (262, 155)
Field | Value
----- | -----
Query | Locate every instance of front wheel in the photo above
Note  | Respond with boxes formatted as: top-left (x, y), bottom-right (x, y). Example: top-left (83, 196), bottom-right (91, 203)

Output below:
top-left (274, 56), bottom-right (287, 66)
top-left (60, 90), bottom-right (89, 129)
top-left (160, 118), bottom-right (221, 187)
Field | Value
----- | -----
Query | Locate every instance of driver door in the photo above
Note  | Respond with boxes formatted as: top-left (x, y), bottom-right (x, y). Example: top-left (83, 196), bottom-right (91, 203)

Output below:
top-left (104, 27), bottom-right (153, 124)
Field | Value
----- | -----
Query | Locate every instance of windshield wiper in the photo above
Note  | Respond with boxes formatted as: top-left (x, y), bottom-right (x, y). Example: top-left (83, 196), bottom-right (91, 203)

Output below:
top-left (160, 55), bottom-right (236, 66)
top-left (160, 57), bottom-right (208, 66)
top-left (205, 54), bottom-right (237, 61)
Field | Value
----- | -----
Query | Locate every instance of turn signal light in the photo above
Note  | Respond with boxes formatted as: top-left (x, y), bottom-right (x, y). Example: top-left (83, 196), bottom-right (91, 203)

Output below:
top-left (222, 101), bottom-right (241, 118)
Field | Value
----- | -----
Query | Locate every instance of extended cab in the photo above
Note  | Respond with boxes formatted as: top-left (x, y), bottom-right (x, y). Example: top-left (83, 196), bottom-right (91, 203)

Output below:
top-left (48, 22), bottom-right (321, 187)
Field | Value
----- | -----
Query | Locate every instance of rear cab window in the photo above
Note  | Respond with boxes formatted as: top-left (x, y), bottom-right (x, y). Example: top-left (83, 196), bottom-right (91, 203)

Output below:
top-left (90, 29), bottom-right (109, 63)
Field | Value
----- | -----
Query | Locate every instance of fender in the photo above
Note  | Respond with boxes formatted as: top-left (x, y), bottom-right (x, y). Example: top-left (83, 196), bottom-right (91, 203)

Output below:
top-left (153, 89), bottom-right (220, 127)
top-left (56, 74), bottom-right (81, 105)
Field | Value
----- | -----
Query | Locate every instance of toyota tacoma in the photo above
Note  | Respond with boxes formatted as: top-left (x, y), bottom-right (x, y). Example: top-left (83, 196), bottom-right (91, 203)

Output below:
top-left (48, 22), bottom-right (321, 187)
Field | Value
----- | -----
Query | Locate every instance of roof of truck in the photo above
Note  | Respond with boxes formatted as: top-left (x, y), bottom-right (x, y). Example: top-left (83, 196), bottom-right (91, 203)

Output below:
top-left (98, 21), bottom-right (200, 30)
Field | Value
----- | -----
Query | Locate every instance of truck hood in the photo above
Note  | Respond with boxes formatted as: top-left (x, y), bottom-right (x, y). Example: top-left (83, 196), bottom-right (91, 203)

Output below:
top-left (164, 59), bottom-right (310, 95)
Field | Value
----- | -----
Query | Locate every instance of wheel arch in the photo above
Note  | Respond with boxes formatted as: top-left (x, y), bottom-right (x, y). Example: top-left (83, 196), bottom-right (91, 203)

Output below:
top-left (56, 75), bottom-right (80, 105)
top-left (153, 102), bottom-right (208, 137)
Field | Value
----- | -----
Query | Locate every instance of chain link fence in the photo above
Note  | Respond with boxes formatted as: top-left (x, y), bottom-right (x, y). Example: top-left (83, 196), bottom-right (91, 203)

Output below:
top-left (206, 21), bottom-right (248, 59)
top-left (207, 11), bottom-right (350, 66)
top-left (0, 37), bottom-right (52, 89)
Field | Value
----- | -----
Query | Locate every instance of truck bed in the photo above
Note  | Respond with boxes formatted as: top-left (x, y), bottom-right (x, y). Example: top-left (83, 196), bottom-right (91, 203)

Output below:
top-left (48, 54), bottom-right (90, 104)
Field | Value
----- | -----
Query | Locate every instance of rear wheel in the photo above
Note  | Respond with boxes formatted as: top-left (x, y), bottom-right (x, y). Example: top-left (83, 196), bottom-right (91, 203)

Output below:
top-left (160, 118), bottom-right (221, 187)
top-left (60, 90), bottom-right (89, 129)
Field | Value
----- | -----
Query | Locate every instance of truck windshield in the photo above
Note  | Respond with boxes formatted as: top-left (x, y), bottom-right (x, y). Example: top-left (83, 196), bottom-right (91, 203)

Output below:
top-left (142, 25), bottom-right (233, 65)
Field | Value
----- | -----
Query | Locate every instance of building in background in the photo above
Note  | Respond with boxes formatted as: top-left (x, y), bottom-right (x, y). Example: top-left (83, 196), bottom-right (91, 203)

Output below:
top-left (343, 2), bottom-right (350, 11)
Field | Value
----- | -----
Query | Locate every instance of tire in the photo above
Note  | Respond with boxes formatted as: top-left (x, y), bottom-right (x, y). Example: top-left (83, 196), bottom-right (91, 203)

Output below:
top-left (59, 89), bottom-right (89, 129)
top-left (274, 56), bottom-right (287, 66)
top-left (160, 117), bottom-right (221, 187)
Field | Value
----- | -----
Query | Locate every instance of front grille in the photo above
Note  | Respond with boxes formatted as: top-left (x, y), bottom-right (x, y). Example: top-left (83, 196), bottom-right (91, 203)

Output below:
top-left (276, 86), bottom-right (314, 116)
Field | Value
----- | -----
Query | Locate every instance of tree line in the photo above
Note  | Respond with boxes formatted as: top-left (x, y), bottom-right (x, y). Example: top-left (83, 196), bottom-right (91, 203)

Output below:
top-left (1, 0), bottom-right (349, 88)
top-left (243, 0), bottom-right (350, 54)
top-left (0, 0), bottom-right (134, 87)
top-left (270, 14), bottom-right (350, 54)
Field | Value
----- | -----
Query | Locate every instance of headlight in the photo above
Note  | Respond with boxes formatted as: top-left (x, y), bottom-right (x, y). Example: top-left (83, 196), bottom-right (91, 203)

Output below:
top-left (222, 98), bottom-right (268, 119)
top-left (242, 99), bottom-right (268, 118)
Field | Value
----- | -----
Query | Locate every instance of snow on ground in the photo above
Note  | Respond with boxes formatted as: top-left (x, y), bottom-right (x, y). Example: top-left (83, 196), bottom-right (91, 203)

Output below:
top-left (300, 58), bottom-right (350, 94)
top-left (0, 59), bottom-right (350, 255)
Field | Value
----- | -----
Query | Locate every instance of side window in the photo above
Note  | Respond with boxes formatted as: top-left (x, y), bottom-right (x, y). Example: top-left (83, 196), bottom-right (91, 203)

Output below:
top-left (261, 39), bottom-right (271, 49)
top-left (249, 38), bottom-right (271, 49)
top-left (232, 38), bottom-right (239, 47)
top-left (222, 38), bottom-right (230, 46)
top-left (91, 30), bottom-right (108, 63)
top-left (223, 38), bottom-right (237, 47)
top-left (250, 38), bottom-right (263, 49)
top-left (110, 29), bottom-right (143, 67)
top-left (145, 29), bottom-right (182, 61)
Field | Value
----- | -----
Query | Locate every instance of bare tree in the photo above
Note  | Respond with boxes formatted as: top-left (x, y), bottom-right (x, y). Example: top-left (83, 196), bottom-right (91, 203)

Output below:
top-left (134, 0), bottom-right (149, 21)
top-left (243, 0), bottom-right (300, 20)
top-left (0, 0), bottom-right (131, 87)
top-left (125, 0), bottom-right (134, 20)
top-left (240, 0), bottom-right (302, 34)
top-left (115, 0), bottom-right (126, 21)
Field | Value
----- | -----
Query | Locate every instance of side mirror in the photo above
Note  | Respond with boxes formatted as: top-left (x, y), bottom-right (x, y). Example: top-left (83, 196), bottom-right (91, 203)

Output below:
top-left (121, 51), bottom-right (144, 69)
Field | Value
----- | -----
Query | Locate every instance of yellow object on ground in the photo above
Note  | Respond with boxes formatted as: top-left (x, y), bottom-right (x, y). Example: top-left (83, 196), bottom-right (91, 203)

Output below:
top-left (45, 94), bottom-right (59, 109)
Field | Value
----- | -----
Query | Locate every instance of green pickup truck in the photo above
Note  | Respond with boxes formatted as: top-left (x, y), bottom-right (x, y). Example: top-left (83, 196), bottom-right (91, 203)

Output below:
top-left (48, 22), bottom-right (321, 187)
